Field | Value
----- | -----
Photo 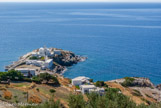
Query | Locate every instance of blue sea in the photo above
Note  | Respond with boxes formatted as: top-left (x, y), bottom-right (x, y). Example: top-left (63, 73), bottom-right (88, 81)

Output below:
top-left (0, 3), bottom-right (161, 85)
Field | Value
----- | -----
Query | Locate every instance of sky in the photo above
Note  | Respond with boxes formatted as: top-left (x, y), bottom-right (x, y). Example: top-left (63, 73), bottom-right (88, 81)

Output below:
top-left (0, 0), bottom-right (161, 2)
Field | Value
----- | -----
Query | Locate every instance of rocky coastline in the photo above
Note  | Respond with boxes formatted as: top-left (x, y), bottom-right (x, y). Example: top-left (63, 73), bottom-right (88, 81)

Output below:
top-left (4, 47), bottom-right (161, 105)
top-left (5, 47), bottom-right (87, 75)
top-left (52, 49), bottom-right (87, 74)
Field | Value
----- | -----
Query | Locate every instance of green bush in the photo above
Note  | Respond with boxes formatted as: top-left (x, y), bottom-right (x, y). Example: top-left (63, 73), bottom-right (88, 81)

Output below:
top-left (68, 88), bottom-right (161, 108)
top-left (68, 94), bottom-right (86, 108)
top-left (124, 77), bottom-right (135, 82)
top-left (95, 81), bottom-right (108, 87)
top-left (23, 78), bottom-right (32, 82)
top-left (31, 73), bottom-right (60, 85)
top-left (32, 76), bottom-right (42, 84)
top-left (49, 89), bottom-right (56, 93)
top-left (36, 88), bottom-right (39, 92)
top-left (89, 79), bottom-right (93, 82)
top-left (75, 85), bottom-right (80, 89)
top-left (29, 56), bottom-right (39, 60)
top-left (40, 56), bottom-right (45, 61)
top-left (121, 77), bottom-right (135, 87)
top-left (0, 70), bottom-right (24, 81)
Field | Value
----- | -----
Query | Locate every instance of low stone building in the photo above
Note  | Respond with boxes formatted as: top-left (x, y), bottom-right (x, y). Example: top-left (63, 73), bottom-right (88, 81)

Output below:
top-left (15, 68), bottom-right (36, 77)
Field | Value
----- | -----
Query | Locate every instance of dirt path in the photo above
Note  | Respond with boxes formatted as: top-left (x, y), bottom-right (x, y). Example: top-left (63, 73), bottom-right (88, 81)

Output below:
top-left (0, 100), bottom-right (15, 108)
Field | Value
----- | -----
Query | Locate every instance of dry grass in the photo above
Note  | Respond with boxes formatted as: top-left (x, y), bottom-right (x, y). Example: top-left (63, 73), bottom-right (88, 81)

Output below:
top-left (29, 95), bottom-right (42, 103)
top-left (105, 82), bottom-right (147, 105)
top-left (3, 90), bottom-right (12, 100)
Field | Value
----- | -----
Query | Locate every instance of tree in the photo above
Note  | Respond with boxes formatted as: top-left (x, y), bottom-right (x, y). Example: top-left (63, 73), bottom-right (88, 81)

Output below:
top-left (32, 76), bottom-right (42, 84)
top-left (0, 70), bottom-right (24, 81)
top-left (121, 77), bottom-right (135, 87)
top-left (32, 73), bottom-right (59, 85)
top-left (49, 89), bottom-right (56, 94)
top-left (95, 81), bottom-right (106, 87)
top-left (7, 70), bottom-right (24, 80)
top-left (89, 79), bottom-right (93, 82)
top-left (39, 73), bottom-right (54, 83)
top-left (87, 92), bottom-right (99, 108)
top-left (68, 94), bottom-right (86, 108)
top-left (29, 56), bottom-right (39, 60)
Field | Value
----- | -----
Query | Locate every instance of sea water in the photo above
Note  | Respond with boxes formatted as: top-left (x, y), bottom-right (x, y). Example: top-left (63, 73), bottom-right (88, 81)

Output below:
top-left (0, 3), bottom-right (161, 84)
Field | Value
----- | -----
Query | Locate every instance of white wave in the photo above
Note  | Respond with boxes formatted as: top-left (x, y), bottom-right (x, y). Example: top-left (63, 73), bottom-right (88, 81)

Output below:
top-left (59, 24), bottom-right (161, 29)
top-left (70, 12), bottom-right (133, 18)
top-left (69, 12), bottom-right (161, 21)
top-left (60, 67), bottom-right (67, 75)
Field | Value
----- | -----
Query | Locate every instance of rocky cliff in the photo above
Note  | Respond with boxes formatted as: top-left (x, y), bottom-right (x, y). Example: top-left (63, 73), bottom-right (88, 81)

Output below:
top-left (132, 78), bottom-right (155, 88)
top-left (53, 50), bottom-right (86, 67)
top-left (52, 50), bottom-right (86, 74)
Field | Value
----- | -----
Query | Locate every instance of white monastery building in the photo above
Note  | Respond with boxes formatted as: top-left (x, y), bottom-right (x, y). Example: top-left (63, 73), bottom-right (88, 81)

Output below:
top-left (31, 46), bottom-right (61, 57)
top-left (26, 46), bottom-right (61, 70)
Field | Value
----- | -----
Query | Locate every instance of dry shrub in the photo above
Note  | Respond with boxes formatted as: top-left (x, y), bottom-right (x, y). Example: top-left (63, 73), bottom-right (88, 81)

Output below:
top-left (3, 90), bottom-right (12, 100)
top-left (28, 83), bottom-right (36, 89)
top-left (29, 95), bottom-right (42, 103)
top-left (0, 87), bottom-right (7, 91)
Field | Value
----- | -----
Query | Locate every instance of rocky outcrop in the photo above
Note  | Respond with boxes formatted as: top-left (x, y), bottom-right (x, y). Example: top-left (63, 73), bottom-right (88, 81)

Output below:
top-left (53, 51), bottom-right (87, 66)
top-left (132, 78), bottom-right (155, 88)
top-left (112, 77), bottom-right (155, 88)
top-left (52, 49), bottom-right (86, 74)
top-left (53, 66), bottom-right (66, 74)
top-left (156, 84), bottom-right (161, 90)
top-left (108, 78), bottom-right (161, 103)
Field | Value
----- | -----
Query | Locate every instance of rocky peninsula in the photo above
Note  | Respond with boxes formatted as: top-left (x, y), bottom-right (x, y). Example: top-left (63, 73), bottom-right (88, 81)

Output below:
top-left (5, 47), bottom-right (87, 75)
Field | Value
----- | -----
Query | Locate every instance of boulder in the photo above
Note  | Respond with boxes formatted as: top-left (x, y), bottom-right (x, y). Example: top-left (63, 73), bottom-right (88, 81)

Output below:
top-left (156, 84), bottom-right (161, 90)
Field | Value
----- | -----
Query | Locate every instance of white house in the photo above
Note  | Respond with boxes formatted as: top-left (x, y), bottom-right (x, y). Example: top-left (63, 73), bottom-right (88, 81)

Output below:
top-left (15, 68), bottom-right (36, 77)
top-left (80, 85), bottom-right (105, 94)
top-left (89, 87), bottom-right (105, 95)
top-left (72, 76), bottom-right (90, 86)
top-left (80, 85), bottom-right (96, 94)
top-left (44, 59), bottom-right (53, 69)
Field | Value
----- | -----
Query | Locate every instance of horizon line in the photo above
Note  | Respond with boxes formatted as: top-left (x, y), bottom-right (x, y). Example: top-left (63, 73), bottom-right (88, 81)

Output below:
top-left (0, 1), bottom-right (161, 3)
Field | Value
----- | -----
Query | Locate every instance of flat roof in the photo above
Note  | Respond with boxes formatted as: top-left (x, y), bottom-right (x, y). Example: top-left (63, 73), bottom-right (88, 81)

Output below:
top-left (16, 68), bottom-right (36, 71)
top-left (80, 85), bottom-right (96, 88)
top-left (72, 76), bottom-right (90, 81)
